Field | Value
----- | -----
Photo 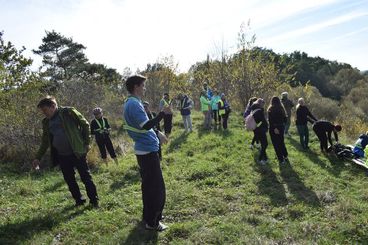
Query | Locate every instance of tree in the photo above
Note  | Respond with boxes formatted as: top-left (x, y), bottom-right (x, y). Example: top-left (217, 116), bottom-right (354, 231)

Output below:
top-left (0, 31), bottom-right (33, 90)
top-left (33, 30), bottom-right (88, 81)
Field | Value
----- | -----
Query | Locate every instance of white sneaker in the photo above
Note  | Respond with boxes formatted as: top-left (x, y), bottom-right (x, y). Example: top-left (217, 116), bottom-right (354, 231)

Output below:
top-left (259, 160), bottom-right (266, 165)
top-left (249, 144), bottom-right (254, 149)
top-left (255, 144), bottom-right (261, 149)
top-left (145, 222), bottom-right (168, 232)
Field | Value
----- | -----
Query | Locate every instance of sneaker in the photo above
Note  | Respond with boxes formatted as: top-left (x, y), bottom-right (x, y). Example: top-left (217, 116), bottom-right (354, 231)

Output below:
top-left (255, 144), bottom-right (261, 149)
top-left (145, 222), bottom-right (168, 232)
top-left (249, 144), bottom-right (254, 150)
top-left (258, 160), bottom-right (266, 165)
top-left (284, 157), bottom-right (289, 163)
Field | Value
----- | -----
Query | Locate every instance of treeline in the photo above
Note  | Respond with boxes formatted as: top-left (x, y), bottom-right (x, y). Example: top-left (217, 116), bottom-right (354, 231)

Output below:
top-left (1, 26), bottom-right (367, 167)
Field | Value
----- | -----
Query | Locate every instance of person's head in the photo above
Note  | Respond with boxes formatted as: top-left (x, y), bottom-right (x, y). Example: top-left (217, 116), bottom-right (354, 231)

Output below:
top-left (281, 92), bottom-right (288, 99)
top-left (298, 98), bottom-right (305, 106)
top-left (163, 93), bottom-right (169, 100)
top-left (203, 83), bottom-right (208, 89)
top-left (335, 124), bottom-right (342, 132)
top-left (143, 101), bottom-right (150, 112)
top-left (125, 75), bottom-right (146, 97)
top-left (221, 93), bottom-right (226, 100)
top-left (271, 96), bottom-right (282, 107)
top-left (37, 96), bottom-right (58, 119)
top-left (256, 98), bottom-right (265, 108)
top-left (248, 97), bottom-right (258, 106)
top-left (93, 107), bottom-right (103, 119)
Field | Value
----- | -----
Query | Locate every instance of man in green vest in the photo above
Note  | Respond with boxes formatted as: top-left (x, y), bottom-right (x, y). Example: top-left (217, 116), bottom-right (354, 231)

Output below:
top-left (32, 96), bottom-right (99, 207)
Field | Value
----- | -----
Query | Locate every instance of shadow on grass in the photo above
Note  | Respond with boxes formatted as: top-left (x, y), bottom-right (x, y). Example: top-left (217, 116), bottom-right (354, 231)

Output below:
top-left (167, 132), bottom-right (189, 153)
top-left (0, 205), bottom-right (88, 244)
top-left (43, 179), bottom-right (65, 192)
top-left (288, 137), bottom-right (345, 177)
top-left (110, 165), bottom-right (141, 191)
top-left (279, 160), bottom-right (321, 207)
top-left (122, 220), bottom-right (158, 245)
top-left (252, 154), bottom-right (288, 207)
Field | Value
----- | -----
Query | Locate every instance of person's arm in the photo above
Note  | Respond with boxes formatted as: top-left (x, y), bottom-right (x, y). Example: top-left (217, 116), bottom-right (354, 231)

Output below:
top-left (69, 108), bottom-right (91, 147)
top-left (158, 100), bottom-right (164, 111)
top-left (142, 111), bottom-right (165, 130)
top-left (307, 108), bottom-right (317, 122)
top-left (327, 130), bottom-right (333, 146)
top-left (105, 118), bottom-right (111, 129)
top-left (35, 119), bottom-right (50, 160)
top-left (333, 130), bottom-right (339, 143)
top-left (90, 120), bottom-right (96, 135)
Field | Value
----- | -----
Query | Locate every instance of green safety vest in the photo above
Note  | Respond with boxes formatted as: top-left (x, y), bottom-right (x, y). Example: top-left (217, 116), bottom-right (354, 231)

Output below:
top-left (94, 118), bottom-right (106, 133)
top-left (219, 100), bottom-right (225, 116)
top-left (161, 99), bottom-right (171, 107)
top-left (123, 96), bottom-right (149, 134)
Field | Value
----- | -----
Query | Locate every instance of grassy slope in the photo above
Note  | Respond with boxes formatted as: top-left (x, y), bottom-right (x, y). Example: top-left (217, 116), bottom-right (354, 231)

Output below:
top-left (1, 112), bottom-right (368, 244)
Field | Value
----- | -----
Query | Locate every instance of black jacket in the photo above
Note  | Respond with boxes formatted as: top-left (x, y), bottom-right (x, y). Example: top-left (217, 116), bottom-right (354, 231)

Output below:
top-left (296, 105), bottom-right (317, 125)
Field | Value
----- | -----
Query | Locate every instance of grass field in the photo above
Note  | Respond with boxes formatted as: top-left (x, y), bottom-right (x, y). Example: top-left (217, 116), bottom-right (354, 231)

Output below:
top-left (1, 112), bottom-right (368, 244)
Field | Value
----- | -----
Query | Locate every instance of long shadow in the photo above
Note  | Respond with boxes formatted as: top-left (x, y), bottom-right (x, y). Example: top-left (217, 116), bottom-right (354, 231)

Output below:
top-left (197, 125), bottom-right (212, 139)
top-left (121, 220), bottom-right (158, 245)
top-left (0, 205), bottom-right (87, 244)
top-left (252, 154), bottom-right (288, 207)
top-left (279, 160), bottom-right (321, 207)
top-left (288, 137), bottom-right (345, 177)
top-left (166, 132), bottom-right (189, 153)
top-left (110, 165), bottom-right (141, 191)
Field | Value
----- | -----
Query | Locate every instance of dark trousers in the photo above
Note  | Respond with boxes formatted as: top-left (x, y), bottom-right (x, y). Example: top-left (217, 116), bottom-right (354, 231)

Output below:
top-left (251, 131), bottom-right (259, 145)
top-left (297, 124), bottom-right (309, 149)
top-left (163, 114), bottom-right (173, 135)
top-left (269, 126), bottom-right (288, 162)
top-left (255, 128), bottom-right (268, 161)
top-left (58, 154), bottom-right (98, 203)
top-left (219, 113), bottom-right (229, 129)
top-left (136, 152), bottom-right (166, 227)
top-left (212, 110), bottom-right (219, 124)
top-left (313, 129), bottom-right (328, 151)
top-left (96, 135), bottom-right (116, 159)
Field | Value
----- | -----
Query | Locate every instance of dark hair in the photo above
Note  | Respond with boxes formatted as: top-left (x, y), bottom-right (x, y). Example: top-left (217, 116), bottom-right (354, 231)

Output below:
top-left (37, 96), bottom-right (57, 108)
top-left (267, 96), bottom-right (286, 117)
top-left (335, 125), bottom-right (342, 132)
top-left (248, 97), bottom-right (258, 107)
top-left (125, 75), bottom-right (146, 93)
top-left (164, 93), bottom-right (169, 96)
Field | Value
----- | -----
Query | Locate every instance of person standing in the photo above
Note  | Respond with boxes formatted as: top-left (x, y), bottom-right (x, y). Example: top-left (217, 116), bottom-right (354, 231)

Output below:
top-left (90, 107), bottom-right (118, 165)
top-left (200, 91), bottom-right (211, 129)
top-left (179, 94), bottom-right (194, 132)
top-left (281, 92), bottom-right (294, 136)
top-left (123, 75), bottom-right (170, 231)
top-left (159, 93), bottom-right (173, 137)
top-left (244, 97), bottom-right (259, 149)
top-left (32, 96), bottom-right (99, 207)
top-left (268, 96), bottom-right (289, 164)
top-left (295, 98), bottom-right (317, 150)
top-left (312, 120), bottom-right (342, 152)
top-left (210, 91), bottom-right (221, 128)
top-left (218, 93), bottom-right (231, 130)
top-left (252, 100), bottom-right (268, 164)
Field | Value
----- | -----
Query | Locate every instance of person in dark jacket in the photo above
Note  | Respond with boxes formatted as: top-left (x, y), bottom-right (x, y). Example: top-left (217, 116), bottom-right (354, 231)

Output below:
top-left (295, 98), bottom-right (317, 150)
top-left (179, 94), bottom-right (194, 132)
top-left (91, 107), bottom-right (118, 165)
top-left (281, 92), bottom-right (294, 136)
top-left (244, 97), bottom-right (259, 149)
top-left (252, 99), bottom-right (268, 164)
top-left (32, 96), bottom-right (99, 207)
top-left (268, 96), bottom-right (289, 164)
top-left (218, 93), bottom-right (231, 130)
top-left (312, 120), bottom-right (342, 152)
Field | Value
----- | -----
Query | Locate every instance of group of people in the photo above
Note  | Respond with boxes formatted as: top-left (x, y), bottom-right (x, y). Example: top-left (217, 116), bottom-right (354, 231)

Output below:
top-left (32, 76), bottom-right (357, 234)
top-left (243, 92), bottom-right (342, 164)
top-left (200, 83), bottom-right (231, 130)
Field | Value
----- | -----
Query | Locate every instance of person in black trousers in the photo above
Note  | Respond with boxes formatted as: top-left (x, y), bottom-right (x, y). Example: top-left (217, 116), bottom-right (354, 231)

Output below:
top-left (268, 96), bottom-right (289, 164)
top-left (295, 98), bottom-right (317, 150)
top-left (218, 93), bottom-right (231, 130)
top-left (159, 93), bottom-right (173, 137)
top-left (248, 98), bottom-right (261, 149)
top-left (252, 99), bottom-right (268, 164)
top-left (91, 107), bottom-right (118, 165)
top-left (312, 120), bottom-right (342, 152)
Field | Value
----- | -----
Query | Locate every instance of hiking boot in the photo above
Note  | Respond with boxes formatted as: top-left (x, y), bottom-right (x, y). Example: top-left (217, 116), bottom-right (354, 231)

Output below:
top-left (145, 222), bottom-right (168, 232)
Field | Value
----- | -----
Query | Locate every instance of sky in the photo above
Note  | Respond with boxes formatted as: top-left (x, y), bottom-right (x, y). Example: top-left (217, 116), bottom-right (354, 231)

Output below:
top-left (1, 0), bottom-right (367, 73)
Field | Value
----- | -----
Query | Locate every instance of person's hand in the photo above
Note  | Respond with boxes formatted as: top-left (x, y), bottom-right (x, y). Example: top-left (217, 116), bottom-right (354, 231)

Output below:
top-left (274, 128), bottom-right (280, 135)
top-left (86, 145), bottom-right (91, 152)
top-left (162, 106), bottom-right (172, 115)
top-left (157, 131), bottom-right (168, 144)
top-left (32, 159), bottom-right (40, 170)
